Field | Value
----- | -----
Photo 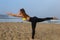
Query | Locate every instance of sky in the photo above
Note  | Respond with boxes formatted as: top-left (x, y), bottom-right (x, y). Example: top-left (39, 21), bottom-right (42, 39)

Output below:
top-left (0, 0), bottom-right (60, 18)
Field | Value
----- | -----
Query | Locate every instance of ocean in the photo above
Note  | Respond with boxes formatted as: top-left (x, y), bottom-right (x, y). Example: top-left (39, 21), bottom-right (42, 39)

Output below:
top-left (0, 18), bottom-right (22, 22)
top-left (0, 19), bottom-right (60, 24)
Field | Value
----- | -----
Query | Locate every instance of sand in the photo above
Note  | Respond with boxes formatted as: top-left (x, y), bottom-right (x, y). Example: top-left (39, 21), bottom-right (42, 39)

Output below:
top-left (0, 22), bottom-right (60, 40)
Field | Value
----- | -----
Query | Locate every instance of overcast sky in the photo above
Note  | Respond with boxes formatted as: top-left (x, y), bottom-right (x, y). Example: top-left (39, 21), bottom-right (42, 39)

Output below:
top-left (0, 0), bottom-right (60, 18)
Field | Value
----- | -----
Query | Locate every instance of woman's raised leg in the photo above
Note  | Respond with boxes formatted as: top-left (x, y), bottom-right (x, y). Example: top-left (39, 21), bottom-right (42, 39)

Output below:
top-left (37, 17), bottom-right (53, 22)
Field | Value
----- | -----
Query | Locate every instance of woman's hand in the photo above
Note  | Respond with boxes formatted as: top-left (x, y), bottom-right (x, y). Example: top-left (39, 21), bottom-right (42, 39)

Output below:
top-left (6, 12), bottom-right (17, 16)
top-left (7, 12), bottom-right (13, 16)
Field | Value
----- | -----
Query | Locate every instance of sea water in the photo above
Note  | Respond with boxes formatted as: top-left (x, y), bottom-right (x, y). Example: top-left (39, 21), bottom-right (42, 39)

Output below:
top-left (0, 19), bottom-right (60, 24)
top-left (41, 20), bottom-right (60, 24)
top-left (0, 18), bottom-right (22, 22)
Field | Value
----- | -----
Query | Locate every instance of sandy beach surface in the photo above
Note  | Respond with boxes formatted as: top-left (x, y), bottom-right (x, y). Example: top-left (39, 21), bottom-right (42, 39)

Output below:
top-left (0, 22), bottom-right (60, 40)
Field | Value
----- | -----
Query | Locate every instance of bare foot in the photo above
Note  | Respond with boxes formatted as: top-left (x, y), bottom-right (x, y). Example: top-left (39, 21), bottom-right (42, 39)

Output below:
top-left (53, 16), bottom-right (59, 20)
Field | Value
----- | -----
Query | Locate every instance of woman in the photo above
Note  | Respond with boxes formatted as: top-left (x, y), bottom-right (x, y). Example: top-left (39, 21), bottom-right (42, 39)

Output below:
top-left (7, 8), bottom-right (58, 39)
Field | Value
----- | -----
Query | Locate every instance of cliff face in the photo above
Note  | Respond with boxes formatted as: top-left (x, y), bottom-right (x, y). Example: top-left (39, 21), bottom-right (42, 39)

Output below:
top-left (0, 22), bottom-right (60, 40)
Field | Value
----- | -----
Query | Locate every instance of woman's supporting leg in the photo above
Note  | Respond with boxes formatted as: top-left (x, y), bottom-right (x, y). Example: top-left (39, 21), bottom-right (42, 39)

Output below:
top-left (31, 22), bottom-right (37, 39)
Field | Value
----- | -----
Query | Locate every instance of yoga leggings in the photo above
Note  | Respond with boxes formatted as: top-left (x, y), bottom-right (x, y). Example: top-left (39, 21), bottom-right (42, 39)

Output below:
top-left (29, 16), bottom-right (53, 39)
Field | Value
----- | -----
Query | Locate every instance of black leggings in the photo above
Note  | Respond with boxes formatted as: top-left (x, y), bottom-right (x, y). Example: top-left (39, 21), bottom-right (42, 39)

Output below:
top-left (29, 17), bottom-right (53, 39)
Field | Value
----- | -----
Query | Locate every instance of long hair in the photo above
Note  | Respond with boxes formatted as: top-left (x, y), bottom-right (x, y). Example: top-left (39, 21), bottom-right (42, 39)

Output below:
top-left (20, 8), bottom-right (30, 18)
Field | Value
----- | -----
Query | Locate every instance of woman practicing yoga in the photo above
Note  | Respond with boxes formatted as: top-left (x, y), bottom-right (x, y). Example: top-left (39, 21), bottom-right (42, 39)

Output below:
top-left (7, 8), bottom-right (58, 39)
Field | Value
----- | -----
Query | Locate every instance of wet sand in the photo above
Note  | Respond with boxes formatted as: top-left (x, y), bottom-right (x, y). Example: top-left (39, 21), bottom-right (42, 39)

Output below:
top-left (0, 22), bottom-right (60, 40)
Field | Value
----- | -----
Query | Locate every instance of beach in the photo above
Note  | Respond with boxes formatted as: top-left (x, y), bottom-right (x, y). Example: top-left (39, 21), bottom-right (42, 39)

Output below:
top-left (0, 22), bottom-right (60, 40)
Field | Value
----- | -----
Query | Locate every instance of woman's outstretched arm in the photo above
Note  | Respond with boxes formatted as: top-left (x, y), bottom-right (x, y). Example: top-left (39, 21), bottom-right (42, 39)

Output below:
top-left (7, 12), bottom-right (22, 17)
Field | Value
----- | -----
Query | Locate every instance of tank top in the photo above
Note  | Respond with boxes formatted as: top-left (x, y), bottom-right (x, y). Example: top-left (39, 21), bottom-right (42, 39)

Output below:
top-left (22, 18), bottom-right (27, 21)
